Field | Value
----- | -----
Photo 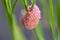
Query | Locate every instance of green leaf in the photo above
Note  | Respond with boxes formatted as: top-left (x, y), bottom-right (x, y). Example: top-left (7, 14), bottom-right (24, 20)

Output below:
top-left (56, 0), bottom-right (60, 40)
top-left (12, 15), bottom-right (26, 40)
top-left (12, 0), bottom-right (18, 12)
top-left (21, 0), bottom-right (28, 11)
top-left (8, 0), bottom-right (12, 11)
top-left (2, 0), bottom-right (8, 13)
top-left (31, 0), bottom-right (36, 9)
top-left (5, 0), bottom-right (12, 14)
top-left (49, 0), bottom-right (57, 40)
top-left (2, 0), bottom-right (12, 14)
top-left (34, 21), bottom-right (44, 40)
top-left (2, 0), bottom-right (26, 40)
top-left (40, 0), bottom-right (57, 40)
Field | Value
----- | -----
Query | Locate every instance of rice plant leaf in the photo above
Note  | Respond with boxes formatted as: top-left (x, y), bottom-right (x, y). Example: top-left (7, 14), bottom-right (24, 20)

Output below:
top-left (12, 0), bottom-right (18, 12)
top-left (56, 0), bottom-right (60, 40)
top-left (5, 0), bottom-right (12, 14)
top-left (2, 0), bottom-right (8, 13)
top-left (24, 0), bottom-right (28, 7)
top-left (12, 15), bottom-right (26, 40)
top-left (39, 0), bottom-right (57, 40)
top-left (34, 21), bottom-right (44, 40)
top-left (49, 0), bottom-right (57, 40)
top-left (8, 0), bottom-right (12, 11)
top-left (21, 0), bottom-right (28, 11)
top-left (2, 0), bottom-right (26, 40)
top-left (31, 0), bottom-right (36, 9)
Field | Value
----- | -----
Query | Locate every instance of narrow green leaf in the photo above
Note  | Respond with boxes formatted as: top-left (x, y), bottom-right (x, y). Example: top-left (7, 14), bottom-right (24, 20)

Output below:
top-left (12, 0), bottom-right (18, 12)
top-left (12, 15), bottom-right (26, 40)
top-left (21, 0), bottom-right (28, 11)
top-left (56, 0), bottom-right (60, 40)
top-left (2, 0), bottom-right (26, 40)
top-left (8, 0), bottom-right (12, 11)
top-left (24, 0), bottom-right (28, 7)
top-left (2, 0), bottom-right (8, 13)
top-left (34, 21), bottom-right (44, 40)
top-left (49, 0), bottom-right (57, 40)
top-left (40, 0), bottom-right (57, 40)
top-left (31, 0), bottom-right (36, 9)
top-left (5, 0), bottom-right (12, 14)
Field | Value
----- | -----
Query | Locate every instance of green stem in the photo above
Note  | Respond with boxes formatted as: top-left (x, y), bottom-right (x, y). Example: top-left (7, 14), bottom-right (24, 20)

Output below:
top-left (21, 0), bottom-right (28, 11)
top-left (56, 0), bottom-right (60, 40)
top-left (12, 0), bottom-right (18, 12)
top-left (34, 21), bottom-right (44, 40)
top-left (2, 0), bottom-right (26, 40)
top-left (31, 0), bottom-right (36, 9)
top-left (49, 0), bottom-right (57, 40)
top-left (12, 15), bottom-right (26, 40)
top-left (5, 0), bottom-right (11, 14)
top-left (40, 0), bottom-right (57, 40)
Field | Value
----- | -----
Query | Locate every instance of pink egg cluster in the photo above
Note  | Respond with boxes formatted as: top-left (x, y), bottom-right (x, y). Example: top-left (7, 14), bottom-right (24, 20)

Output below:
top-left (22, 5), bottom-right (41, 30)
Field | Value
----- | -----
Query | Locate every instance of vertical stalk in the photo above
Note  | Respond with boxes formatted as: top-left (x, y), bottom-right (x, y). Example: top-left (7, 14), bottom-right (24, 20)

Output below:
top-left (12, 15), bottom-right (25, 40)
top-left (40, 0), bottom-right (57, 40)
top-left (21, 0), bottom-right (28, 11)
top-left (34, 21), bottom-right (44, 40)
top-left (2, 0), bottom-right (26, 40)
top-left (49, 0), bottom-right (57, 40)
top-left (56, 0), bottom-right (60, 40)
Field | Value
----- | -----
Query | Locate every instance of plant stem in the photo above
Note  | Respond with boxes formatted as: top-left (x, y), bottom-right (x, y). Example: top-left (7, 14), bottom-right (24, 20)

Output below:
top-left (56, 0), bottom-right (60, 40)
top-left (34, 21), bottom-right (44, 40)
top-left (2, 0), bottom-right (26, 40)
top-left (31, 0), bottom-right (36, 9)
top-left (49, 0), bottom-right (57, 40)
top-left (21, 0), bottom-right (28, 11)
top-left (40, 0), bottom-right (57, 40)
top-left (12, 0), bottom-right (18, 12)
top-left (12, 15), bottom-right (26, 40)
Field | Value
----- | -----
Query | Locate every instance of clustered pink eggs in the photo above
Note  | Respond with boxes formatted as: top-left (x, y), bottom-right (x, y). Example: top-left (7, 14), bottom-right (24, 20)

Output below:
top-left (22, 5), bottom-right (41, 30)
